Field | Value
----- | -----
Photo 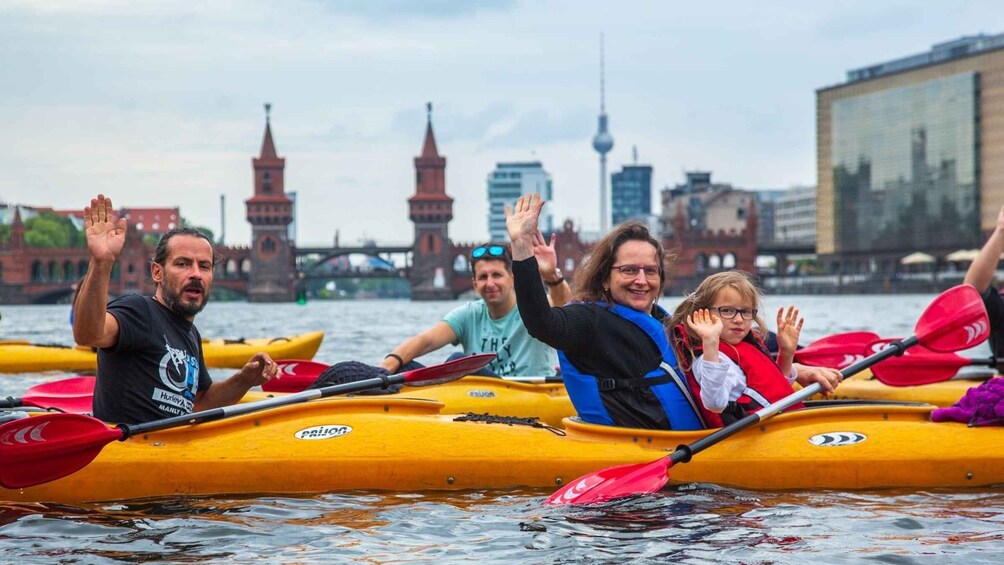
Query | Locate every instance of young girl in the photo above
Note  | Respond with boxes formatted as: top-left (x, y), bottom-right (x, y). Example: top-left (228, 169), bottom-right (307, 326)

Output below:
top-left (669, 271), bottom-right (821, 426)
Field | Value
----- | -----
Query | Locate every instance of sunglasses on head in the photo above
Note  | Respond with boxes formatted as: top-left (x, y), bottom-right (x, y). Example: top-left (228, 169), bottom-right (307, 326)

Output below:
top-left (471, 245), bottom-right (506, 260)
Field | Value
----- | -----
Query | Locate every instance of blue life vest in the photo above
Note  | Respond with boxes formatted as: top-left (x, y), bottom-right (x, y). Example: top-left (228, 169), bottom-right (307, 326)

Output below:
top-left (558, 303), bottom-right (706, 430)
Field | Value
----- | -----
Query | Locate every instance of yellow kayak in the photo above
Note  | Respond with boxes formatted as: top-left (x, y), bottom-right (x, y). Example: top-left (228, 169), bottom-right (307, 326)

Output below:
top-left (0, 331), bottom-right (324, 373)
top-left (4, 397), bottom-right (1003, 503)
top-left (824, 375), bottom-right (979, 407)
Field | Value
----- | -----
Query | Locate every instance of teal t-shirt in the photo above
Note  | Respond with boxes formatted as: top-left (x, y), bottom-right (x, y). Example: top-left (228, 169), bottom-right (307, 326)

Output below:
top-left (442, 300), bottom-right (558, 377)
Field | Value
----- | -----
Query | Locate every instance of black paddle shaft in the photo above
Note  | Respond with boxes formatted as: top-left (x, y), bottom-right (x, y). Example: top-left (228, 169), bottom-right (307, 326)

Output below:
top-left (121, 373), bottom-right (404, 439)
top-left (668, 336), bottom-right (920, 466)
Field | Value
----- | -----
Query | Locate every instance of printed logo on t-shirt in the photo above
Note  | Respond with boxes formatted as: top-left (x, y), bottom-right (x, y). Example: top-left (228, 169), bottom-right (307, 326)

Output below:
top-left (480, 336), bottom-right (516, 376)
top-left (152, 335), bottom-right (200, 414)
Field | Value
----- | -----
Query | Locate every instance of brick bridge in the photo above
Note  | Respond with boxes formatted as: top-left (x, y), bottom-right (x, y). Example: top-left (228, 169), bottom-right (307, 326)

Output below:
top-left (1, 108), bottom-right (755, 304)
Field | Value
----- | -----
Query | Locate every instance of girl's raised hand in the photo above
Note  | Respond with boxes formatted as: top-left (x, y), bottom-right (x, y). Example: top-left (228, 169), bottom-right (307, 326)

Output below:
top-left (686, 308), bottom-right (723, 344)
top-left (776, 306), bottom-right (804, 355)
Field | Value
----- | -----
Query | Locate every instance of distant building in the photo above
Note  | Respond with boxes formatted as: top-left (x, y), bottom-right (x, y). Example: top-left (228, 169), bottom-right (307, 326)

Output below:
top-left (593, 35), bottom-right (614, 233)
top-left (750, 189), bottom-right (785, 246)
top-left (773, 186), bottom-right (816, 245)
top-left (661, 171), bottom-right (759, 293)
top-left (611, 164), bottom-right (652, 226)
top-left (486, 162), bottom-right (553, 241)
top-left (659, 171), bottom-right (753, 236)
top-left (816, 33), bottom-right (1004, 276)
top-left (119, 207), bottom-right (181, 239)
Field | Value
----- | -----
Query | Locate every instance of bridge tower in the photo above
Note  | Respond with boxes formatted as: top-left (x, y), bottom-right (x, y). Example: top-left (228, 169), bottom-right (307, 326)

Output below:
top-left (409, 103), bottom-right (455, 300)
top-left (9, 208), bottom-right (25, 250)
top-left (245, 103), bottom-right (295, 302)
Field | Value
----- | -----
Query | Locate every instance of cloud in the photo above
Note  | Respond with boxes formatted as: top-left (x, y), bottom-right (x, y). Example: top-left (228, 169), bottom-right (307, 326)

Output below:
top-left (311, 0), bottom-right (516, 21)
top-left (480, 108), bottom-right (593, 150)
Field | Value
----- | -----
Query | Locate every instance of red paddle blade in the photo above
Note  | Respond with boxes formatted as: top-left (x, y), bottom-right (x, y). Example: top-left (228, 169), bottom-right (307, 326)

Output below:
top-left (22, 376), bottom-right (96, 413)
top-left (793, 331), bottom-right (882, 368)
top-left (0, 413), bottom-right (122, 489)
top-left (805, 331), bottom-right (880, 348)
top-left (546, 457), bottom-right (673, 505)
top-left (869, 342), bottom-right (972, 386)
top-left (793, 343), bottom-right (866, 369)
top-left (402, 353), bottom-right (496, 386)
top-left (915, 285), bottom-right (989, 352)
top-left (262, 360), bottom-right (330, 393)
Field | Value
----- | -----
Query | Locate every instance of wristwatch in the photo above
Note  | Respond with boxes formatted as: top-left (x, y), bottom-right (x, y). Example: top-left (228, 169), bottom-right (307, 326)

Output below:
top-left (545, 268), bottom-right (564, 286)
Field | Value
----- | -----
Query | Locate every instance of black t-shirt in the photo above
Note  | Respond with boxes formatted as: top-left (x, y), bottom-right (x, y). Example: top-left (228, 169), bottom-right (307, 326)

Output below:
top-left (93, 293), bottom-right (212, 424)
top-left (981, 286), bottom-right (1004, 367)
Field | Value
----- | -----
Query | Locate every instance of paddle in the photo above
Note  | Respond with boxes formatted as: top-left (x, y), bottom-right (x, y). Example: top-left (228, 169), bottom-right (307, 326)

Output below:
top-left (546, 285), bottom-right (988, 505)
top-left (868, 341), bottom-right (1000, 386)
top-left (262, 360), bottom-right (332, 392)
top-left (792, 331), bottom-right (880, 369)
top-left (263, 359), bottom-right (562, 393)
top-left (0, 377), bottom-right (96, 414)
top-left (0, 353), bottom-right (495, 490)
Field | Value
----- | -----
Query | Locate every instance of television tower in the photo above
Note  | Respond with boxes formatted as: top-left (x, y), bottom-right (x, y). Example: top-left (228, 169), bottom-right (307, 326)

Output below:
top-left (592, 34), bottom-right (614, 233)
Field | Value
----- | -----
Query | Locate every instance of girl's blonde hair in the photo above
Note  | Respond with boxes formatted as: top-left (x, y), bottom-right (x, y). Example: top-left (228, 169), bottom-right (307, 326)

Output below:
top-left (669, 270), bottom-right (768, 371)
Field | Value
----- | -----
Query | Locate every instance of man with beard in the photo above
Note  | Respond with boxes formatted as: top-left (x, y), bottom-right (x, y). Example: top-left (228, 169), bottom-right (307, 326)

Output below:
top-left (73, 194), bottom-right (279, 424)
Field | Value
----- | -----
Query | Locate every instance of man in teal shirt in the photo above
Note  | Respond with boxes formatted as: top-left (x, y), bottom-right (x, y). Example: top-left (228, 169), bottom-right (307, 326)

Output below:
top-left (379, 232), bottom-right (569, 377)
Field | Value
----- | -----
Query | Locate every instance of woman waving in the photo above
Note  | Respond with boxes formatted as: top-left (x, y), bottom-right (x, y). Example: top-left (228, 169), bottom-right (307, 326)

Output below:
top-left (506, 193), bottom-right (705, 430)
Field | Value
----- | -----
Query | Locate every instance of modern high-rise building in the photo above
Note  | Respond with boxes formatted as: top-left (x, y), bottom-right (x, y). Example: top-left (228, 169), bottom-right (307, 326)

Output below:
top-left (750, 189), bottom-right (785, 247)
top-left (486, 162), bottom-right (553, 242)
top-left (773, 186), bottom-right (816, 245)
top-left (816, 33), bottom-right (1004, 276)
top-left (611, 163), bottom-right (652, 226)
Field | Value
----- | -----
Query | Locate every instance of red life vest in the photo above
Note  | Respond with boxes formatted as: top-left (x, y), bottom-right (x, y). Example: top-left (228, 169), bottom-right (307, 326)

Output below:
top-left (672, 325), bottom-right (803, 428)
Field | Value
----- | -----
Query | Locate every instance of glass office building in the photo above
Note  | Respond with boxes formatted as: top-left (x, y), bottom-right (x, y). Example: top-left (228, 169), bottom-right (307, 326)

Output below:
top-left (817, 34), bottom-right (1004, 275)
top-left (611, 164), bottom-right (652, 226)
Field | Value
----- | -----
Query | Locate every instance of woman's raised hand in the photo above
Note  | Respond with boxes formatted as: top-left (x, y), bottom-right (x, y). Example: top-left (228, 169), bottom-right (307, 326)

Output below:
top-left (505, 193), bottom-right (544, 260)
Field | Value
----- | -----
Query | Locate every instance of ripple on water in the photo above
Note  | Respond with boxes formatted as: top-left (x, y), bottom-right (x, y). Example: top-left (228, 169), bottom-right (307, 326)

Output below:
top-left (2, 485), bottom-right (1004, 563)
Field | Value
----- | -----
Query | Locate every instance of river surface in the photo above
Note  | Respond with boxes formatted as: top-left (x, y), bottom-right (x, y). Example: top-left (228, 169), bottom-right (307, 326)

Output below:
top-left (1, 294), bottom-right (1002, 563)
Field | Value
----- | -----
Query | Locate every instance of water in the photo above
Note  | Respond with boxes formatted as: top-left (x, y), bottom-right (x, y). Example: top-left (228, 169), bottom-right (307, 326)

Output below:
top-left (2, 295), bottom-right (1003, 563)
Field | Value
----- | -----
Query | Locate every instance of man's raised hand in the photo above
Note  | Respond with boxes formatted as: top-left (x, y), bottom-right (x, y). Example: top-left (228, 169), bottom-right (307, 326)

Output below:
top-left (84, 194), bottom-right (127, 263)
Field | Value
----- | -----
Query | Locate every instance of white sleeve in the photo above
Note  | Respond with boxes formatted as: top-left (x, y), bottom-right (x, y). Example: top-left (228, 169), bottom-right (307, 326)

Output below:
top-left (692, 354), bottom-right (747, 412)
top-left (786, 366), bottom-right (798, 385)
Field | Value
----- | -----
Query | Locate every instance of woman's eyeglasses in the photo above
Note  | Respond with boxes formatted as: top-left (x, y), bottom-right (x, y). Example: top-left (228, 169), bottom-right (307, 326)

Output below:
top-left (714, 306), bottom-right (757, 320)
top-left (610, 265), bottom-right (660, 280)
top-left (471, 245), bottom-right (507, 260)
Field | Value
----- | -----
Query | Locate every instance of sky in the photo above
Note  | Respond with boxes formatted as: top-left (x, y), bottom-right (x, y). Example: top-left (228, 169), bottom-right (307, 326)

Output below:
top-left (2, 0), bottom-right (1003, 248)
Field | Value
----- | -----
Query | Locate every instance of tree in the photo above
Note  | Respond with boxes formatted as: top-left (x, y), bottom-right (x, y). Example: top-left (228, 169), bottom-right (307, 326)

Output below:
top-left (24, 212), bottom-right (84, 248)
top-left (180, 217), bottom-right (215, 243)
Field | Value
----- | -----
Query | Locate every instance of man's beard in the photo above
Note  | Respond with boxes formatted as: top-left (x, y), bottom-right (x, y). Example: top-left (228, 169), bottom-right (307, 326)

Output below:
top-left (162, 281), bottom-right (210, 317)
